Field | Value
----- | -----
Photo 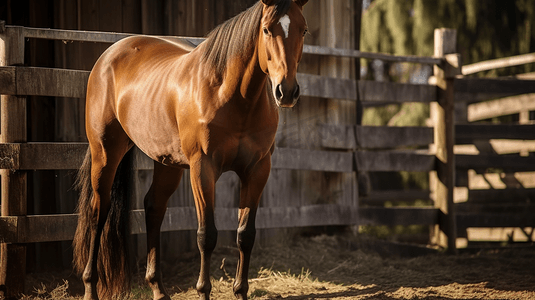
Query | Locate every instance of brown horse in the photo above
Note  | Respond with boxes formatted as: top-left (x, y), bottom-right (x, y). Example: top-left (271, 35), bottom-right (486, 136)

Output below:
top-left (72, 0), bottom-right (308, 299)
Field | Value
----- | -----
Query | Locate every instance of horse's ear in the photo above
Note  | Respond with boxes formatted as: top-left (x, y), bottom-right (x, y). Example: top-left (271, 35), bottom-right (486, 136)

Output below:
top-left (293, 0), bottom-right (308, 7)
top-left (262, 0), bottom-right (279, 6)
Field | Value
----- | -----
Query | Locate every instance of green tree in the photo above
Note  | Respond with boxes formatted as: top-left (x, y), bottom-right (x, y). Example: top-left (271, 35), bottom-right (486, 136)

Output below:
top-left (361, 0), bottom-right (535, 127)
top-left (362, 0), bottom-right (535, 74)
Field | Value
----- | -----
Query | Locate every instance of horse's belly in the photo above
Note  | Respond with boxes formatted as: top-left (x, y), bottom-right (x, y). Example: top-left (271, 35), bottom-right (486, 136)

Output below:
top-left (121, 114), bottom-right (189, 168)
top-left (135, 137), bottom-right (189, 168)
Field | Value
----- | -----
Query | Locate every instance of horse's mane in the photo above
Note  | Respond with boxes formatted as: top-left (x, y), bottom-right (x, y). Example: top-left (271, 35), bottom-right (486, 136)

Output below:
top-left (201, 0), bottom-right (292, 78)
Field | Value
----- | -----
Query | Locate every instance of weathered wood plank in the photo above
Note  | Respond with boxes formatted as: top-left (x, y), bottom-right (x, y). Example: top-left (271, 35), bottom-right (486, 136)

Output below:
top-left (0, 66), bottom-right (16, 95)
top-left (356, 150), bottom-right (435, 172)
top-left (256, 204), bottom-right (359, 228)
top-left (468, 188), bottom-right (535, 203)
top-left (18, 26), bottom-right (443, 64)
top-left (24, 26), bottom-right (133, 43)
top-left (2, 143), bottom-right (438, 173)
top-left (0, 66), bottom-right (89, 98)
top-left (467, 94), bottom-right (535, 122)
top-left (357, 126), bottom-right (434, 149)
top-left (462, 53), bottom-right (535, 75)
top-left (319, 124), bottom-right (357, 149)
top-left (359, 80), bottom-right (437, 104)
top-left (17, 67), bottom-right (89, 98)
top-left (0, 214), bottom-right (96, 243)
top-left (456, 212), bottom-right (535, 228)
top-left (302, 44), bottom-right (442, 64)
top-left (0, 216), bottom-right (19, 244)
top-left (134, 147), bottom-right (356, 173)
top-left (456, 124), bottom-right (535, 142)
top-left (0, 143), bottom-right (358, 173)
top-left (319, 125), bottom-right (434, 150)
top-left (299, 76), bottom-right (438, 103)
top-left (1, 66), bottom-right (439, 105)
top-left (298, 73), bottom-right (356, 100)
top-left (455, 202), bottom-right (535, 214)
top-left (23, 214), bottom-right (78, 243)
top-left (132, 206), bottom-right (441, 232)
top-left (455, 78), bottom-right (535, 94)
top-left (272, 147), bottom-right (354, 172)
top-left (455, 91), bottom-right (522, 103)
top-left (0, 143), bottom-right (87, 170)
top-left (0, 143), bottom-right (20, 169)
top-left (358, 207), bottom-right (438, 226)
top-left (456, 154), bottom-right (535, 171)
top-left (361, 190), bottom-right (431, 205)
top-left (19, 143), bottom-right (87, 169)
top-left (0, 204), bottom-right (443, 243)
top-left (455, 78), bottom-right (535, 103)
top-left (22, 26), bottom-right (205, 46)
top-left (0, 143), bottom-right (153, 171)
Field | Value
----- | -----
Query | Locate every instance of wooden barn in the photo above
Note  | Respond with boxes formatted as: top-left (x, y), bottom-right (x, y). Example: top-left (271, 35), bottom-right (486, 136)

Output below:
top-left (1, 0), bottom-right (359, 273)
top-left (1, 0), bottom-right (535, 297)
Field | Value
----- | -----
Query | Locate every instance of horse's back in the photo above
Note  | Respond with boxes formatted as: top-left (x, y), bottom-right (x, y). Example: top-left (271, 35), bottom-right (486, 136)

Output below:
top-left (158, 36), bottom-right (197, 52)
top-left (85, 35), bottom-right (195, 166)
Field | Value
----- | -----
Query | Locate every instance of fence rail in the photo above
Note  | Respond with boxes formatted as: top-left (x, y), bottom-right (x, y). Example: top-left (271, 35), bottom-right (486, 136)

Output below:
top-left (462, 52), bottom-right (535, 75)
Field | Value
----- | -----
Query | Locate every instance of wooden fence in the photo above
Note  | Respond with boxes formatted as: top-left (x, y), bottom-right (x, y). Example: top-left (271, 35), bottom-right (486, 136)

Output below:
top-left (453, 53), bottom-right (535, 246)
top-left (1, 23), bottom-right (535, 297)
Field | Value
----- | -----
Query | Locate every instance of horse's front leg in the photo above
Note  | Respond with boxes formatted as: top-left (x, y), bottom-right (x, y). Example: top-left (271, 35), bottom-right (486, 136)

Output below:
top-left (190, 157), bottom-right (218, 300)
top-left (233, 156), bottom-right (271, 299)
top-left (144, 162), bottom-right (183, 300)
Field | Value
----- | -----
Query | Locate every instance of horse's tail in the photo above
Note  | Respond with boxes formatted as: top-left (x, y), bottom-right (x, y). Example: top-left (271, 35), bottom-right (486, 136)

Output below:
top-left (73, 147), bottom-right (133, 298)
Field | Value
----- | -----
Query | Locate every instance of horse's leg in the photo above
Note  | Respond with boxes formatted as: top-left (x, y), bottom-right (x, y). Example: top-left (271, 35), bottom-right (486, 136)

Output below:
top-left (190, 157), bottom-right (218, 300)
top-left (233, 157), bottom-right (271, 299)
top-left (83, 132), bottom-right (131, 300)
top-left (144, 162), bottom-right (183, 300)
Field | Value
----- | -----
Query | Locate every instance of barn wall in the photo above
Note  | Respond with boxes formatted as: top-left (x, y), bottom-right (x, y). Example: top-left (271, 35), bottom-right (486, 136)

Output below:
top-left (0, 0), bottom-right (358, 271)
top-left (259, 0), bottom-right (357, 244)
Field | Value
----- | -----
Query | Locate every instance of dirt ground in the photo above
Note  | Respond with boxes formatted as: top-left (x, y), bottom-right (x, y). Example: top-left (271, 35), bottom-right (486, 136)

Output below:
top-left (24, 233), bottom-right (535, 299)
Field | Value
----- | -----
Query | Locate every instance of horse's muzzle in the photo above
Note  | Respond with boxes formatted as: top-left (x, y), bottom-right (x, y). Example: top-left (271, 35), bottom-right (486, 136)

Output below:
top-left (274, 82), bottom-right (300, 108)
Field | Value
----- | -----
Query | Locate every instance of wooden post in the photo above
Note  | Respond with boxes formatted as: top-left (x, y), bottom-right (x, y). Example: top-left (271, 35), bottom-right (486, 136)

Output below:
top-left (431, 28), bottom-right (459, 254)
top-left (353, 0), bottom-right (370, 199)
top-left (0, 26), bottom-right (27, 298)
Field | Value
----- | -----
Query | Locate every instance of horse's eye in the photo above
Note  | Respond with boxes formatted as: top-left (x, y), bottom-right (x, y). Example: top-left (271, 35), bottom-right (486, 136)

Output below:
top-left (303, 29), bottom-right (308, 37)
top-left (263, 28), bottom-right (270, 35)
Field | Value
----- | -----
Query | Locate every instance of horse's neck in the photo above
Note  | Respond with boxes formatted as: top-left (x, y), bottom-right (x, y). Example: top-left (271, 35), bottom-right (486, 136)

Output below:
top-left (197, 50), bottom-right (267, 109)
top-left (238, 50), bottom-right (268, 102)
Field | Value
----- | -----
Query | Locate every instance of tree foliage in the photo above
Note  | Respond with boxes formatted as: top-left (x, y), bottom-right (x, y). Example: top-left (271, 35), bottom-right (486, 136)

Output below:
top-left (362, 0), bottom-right (535, 75)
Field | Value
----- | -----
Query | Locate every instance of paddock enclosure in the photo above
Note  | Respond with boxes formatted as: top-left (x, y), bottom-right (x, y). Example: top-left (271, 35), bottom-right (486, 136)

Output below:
top-left (1, 0), bottom-right (535, 298)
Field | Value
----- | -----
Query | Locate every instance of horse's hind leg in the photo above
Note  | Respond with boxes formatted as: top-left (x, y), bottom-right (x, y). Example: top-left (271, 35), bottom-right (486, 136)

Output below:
top-left (82, 121), bottom-right (131, 300)
top-left (144, 162), bottom-right (183, 300)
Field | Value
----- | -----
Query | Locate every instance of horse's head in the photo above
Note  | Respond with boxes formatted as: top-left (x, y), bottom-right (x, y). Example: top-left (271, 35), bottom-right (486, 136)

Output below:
top-left (259, 0), bottom-right (308, 108)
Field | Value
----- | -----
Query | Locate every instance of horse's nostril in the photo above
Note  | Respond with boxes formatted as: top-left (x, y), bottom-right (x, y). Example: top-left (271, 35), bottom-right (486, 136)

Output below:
top-left (293, 84), bottom-right (300, 99)
top-left (275, 84), bottom-right (283, 100)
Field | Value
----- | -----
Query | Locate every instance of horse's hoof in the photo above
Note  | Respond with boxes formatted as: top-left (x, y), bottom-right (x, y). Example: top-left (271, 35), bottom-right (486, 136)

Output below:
top-left (83, 293), bottom-right (99, 300)
top-left (198, 294), bottom-right (210, 300)
top-left (153, 294), bottom-right (172, 300)
top-left (234, 293), bottom-right (247, 300)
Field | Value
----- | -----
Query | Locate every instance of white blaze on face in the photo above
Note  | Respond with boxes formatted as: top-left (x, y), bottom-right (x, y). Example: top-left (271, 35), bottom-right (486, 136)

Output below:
top-left (278, 14), bottom-right (291, 39)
